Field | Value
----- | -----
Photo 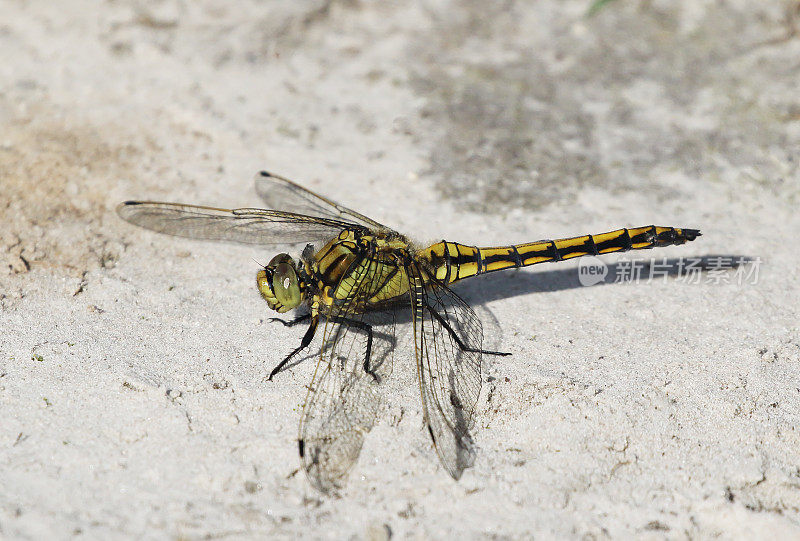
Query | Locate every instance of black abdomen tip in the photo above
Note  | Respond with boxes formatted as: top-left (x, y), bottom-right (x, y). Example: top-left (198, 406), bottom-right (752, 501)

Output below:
top-left (682, 229), bottom-right (702, 241)
top-left (259, 170), bottom-right (273, 178)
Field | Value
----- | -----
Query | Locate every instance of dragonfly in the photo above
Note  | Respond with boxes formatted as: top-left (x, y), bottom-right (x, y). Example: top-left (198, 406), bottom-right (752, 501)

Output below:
top-left (118, 170), bottom-right (701, 493)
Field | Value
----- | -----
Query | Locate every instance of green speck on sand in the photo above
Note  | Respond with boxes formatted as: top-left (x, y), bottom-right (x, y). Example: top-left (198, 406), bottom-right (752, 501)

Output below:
top-left (586, 0), bottom-right (618, 16)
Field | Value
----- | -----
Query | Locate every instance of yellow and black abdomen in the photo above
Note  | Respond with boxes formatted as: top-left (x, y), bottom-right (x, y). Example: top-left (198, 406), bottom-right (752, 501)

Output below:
top-left (418, 226), bottom-right (701, 284)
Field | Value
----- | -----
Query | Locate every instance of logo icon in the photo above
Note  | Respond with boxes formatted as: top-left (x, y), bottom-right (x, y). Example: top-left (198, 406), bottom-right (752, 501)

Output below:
top-left (578, 257), bottom-right (608, 287)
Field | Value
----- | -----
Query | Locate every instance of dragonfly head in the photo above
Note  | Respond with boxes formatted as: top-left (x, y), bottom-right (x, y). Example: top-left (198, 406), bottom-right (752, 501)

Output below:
top-left (257, 253), bottom-right (303, 313)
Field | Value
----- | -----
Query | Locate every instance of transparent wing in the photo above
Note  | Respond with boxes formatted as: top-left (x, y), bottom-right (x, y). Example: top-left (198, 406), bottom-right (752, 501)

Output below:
top-left (117, 201), bottom-right (366, 245)
top-left (255, 171), bottom-right (394, 233)
top-left (298, 253), bottom-right (400, 492)
top-left (408, 264), bottom-right (484, 479)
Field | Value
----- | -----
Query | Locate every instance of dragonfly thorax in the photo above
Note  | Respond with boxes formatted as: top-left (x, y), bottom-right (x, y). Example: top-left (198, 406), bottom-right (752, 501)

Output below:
top-left (257, 253), bottom-right (306, 313)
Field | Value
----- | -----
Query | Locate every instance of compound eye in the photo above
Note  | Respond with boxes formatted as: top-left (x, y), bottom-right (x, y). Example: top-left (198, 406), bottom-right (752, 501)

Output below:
top-left (272, 261), bottom-right (301, 310)
top-left (277, 264), bottom-right (292, 289)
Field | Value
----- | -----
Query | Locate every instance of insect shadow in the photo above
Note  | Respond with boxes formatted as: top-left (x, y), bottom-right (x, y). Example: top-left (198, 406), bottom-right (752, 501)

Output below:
top-left (264, 254), bottom-right (754, 375)
top-left (459, 254), bottom-right (756, 306)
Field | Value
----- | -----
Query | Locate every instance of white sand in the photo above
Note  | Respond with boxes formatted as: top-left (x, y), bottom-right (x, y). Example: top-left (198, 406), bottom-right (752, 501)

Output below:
top-left (2, 1), bottom-right (799, 538)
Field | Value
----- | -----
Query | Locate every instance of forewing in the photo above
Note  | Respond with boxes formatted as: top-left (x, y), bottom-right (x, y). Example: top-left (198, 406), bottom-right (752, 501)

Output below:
top-left (254, 171), bottom-right (394, 233)
top-left (298, 253), bottom-right (399, 492)
top-left (408, 264), bottom-right (483, 479)
top-left (117, 201), bottom-right (364, 245)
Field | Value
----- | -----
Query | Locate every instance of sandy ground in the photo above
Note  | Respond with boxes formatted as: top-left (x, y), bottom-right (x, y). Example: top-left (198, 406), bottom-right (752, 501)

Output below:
top-left (2, 0), bottom-right (800, 538)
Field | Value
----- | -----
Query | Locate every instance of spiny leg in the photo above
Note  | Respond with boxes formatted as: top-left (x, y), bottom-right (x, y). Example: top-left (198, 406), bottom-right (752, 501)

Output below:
top-left (268, 315), bottom-right (319, 380)
top-left (427, 305), bottom-right (511, 357)
top-left (328, 315), bottom-right (379, 382)
top-left (269, 313), bottom-right (311, 327)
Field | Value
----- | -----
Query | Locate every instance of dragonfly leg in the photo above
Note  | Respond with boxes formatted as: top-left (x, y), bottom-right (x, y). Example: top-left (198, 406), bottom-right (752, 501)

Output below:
top-left (269, 313), bottom-right (311, 327)
top-left (427, 306), bottom-right (511, 357)
top-left (329, 316), bottom-right (379, 383)
top-left (268, 315), bottom-right (319, 380)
